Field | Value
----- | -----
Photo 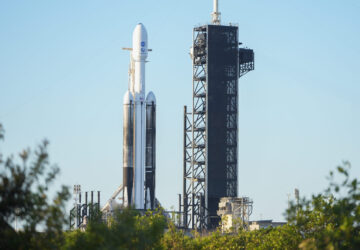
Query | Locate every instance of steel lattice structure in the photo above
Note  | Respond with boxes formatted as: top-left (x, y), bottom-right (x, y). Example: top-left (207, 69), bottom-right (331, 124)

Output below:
top-left (182, 26), bottom-right (208, 230)
top-left (182, 24), bottom-right (254, 230)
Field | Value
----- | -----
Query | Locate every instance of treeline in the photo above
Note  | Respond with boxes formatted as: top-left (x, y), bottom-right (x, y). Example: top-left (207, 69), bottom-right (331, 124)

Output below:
top-left (1, 125), bottom-right (360, 249)
top-left (64, 161), bottom-right (360, 250)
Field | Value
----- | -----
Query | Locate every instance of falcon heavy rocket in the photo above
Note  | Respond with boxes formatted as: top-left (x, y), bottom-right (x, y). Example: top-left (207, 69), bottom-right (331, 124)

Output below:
top-left (123, 23), bottom-right (156, 210)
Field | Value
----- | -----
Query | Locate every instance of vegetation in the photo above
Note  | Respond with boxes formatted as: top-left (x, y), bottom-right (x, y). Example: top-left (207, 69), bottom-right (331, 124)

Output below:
top-left (1, 123), bottom-right (360, 249)
top-left (0, 125), bottom-right (70, 249)
top-left (286, 161), bottom-right (360, 249)
top-left (64, 208), bottom-right (167, 249)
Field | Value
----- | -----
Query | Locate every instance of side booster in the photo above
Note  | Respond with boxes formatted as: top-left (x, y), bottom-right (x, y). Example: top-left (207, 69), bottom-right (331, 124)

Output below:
top-left (123, 23), bottom-right (156, 210)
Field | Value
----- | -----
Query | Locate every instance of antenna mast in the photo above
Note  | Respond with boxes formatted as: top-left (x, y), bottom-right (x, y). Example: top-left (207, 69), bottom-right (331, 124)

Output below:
top-left (211, 0), bottom-right (221, 24)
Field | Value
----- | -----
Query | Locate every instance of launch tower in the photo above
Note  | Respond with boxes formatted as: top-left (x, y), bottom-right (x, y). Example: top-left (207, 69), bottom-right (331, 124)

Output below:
top-left (182, 0), bottom-right (255, 229)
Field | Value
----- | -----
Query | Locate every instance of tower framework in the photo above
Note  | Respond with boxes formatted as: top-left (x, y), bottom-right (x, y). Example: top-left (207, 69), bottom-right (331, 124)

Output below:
top-left (182, 24), bottom-right (254, 230)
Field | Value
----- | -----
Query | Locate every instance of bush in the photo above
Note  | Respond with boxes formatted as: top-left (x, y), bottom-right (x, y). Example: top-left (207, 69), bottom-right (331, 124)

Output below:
top-left (0, 124), bottom-right (70, 249)
top-left (64, 208), bottom-right (167, 249)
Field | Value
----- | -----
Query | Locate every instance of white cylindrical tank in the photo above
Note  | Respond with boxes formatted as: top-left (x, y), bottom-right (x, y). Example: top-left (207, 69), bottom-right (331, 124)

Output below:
top-left (132, 23), bottom-right (148, 98)
top-left (132, 23), bottom-right (148, 209)
top-left (133, 92), bottom-right (145, 209)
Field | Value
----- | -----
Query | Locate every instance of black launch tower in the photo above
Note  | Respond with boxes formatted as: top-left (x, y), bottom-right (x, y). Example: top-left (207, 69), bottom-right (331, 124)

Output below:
top-left (182, 22), bottom-right (255, 230)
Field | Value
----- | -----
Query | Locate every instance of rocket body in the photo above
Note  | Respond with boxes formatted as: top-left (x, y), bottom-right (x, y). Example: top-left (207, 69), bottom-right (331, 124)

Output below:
top-left (145, 92), bottom-right (156, 209)
top-left (123, 91), bottom-right (134, 207)
top-left (123, 23), bottom-right (156, 210)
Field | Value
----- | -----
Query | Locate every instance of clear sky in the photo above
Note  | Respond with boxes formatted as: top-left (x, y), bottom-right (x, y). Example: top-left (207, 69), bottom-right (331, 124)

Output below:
top-left (1, 0), bottom-right (359, 222)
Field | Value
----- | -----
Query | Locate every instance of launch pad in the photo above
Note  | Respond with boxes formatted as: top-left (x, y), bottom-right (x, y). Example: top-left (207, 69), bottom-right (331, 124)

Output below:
top-left (70, 0), bottom-right (255, 232)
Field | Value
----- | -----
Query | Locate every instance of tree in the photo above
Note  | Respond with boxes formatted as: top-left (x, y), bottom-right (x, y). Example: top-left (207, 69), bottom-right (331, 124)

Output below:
top-left (64, 208), bottom-right (167, 249)
top-left (287, 161), bottom-right (360, 249)
top-left (0, 124), bottom-right (70, 249)
top-left (162, 162), bottom-right (360, 249)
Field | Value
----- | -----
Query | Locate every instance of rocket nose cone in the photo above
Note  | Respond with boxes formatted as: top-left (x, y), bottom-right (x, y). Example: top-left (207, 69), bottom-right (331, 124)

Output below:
top-left (135, 23), bottom-right (146, 31)
top-left (132, 23), bottom-right (148, 61)
top-left (123, 90), bottom-right (134, 104)
top-left (146, 91), bottom-right (156, 104)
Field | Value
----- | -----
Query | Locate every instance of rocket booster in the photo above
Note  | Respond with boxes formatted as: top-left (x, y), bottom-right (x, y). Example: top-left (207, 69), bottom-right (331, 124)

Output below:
top-left (123, 23), bottom-right (156, 210)
top-left (145, 92), bottom-right (156, 210)
top-left (123, 90), bottom-right (134, 206)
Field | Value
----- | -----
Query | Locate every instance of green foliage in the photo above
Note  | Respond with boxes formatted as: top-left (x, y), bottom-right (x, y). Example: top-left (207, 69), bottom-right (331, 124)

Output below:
top-left (63, 208), bottom-right (167, 249)
top-left (162, 222), bottom-right (194, 249)
top-left (243, 225), bottom-right (302, 249)
top-left (287, 161), bottom-right (360, 249)
top-left (0, 125), bottom-right (70, 249)
top-left (161, 162), bottom-right (360, 249)
top-left (162, 225), bottom-right (302, 249)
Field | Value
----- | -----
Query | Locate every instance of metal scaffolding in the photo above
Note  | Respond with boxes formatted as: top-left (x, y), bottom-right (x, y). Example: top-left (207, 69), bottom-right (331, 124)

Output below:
top-left (217, 197), bottom-right (254, 232)
top-left (182, 24), bottom-right (254, 230)
top-left (182, 26), bottom-right (208, 230)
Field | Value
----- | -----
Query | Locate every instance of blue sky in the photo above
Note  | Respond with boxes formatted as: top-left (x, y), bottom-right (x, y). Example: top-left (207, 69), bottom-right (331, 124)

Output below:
top-left (1, 0), bottom-right (359, 221)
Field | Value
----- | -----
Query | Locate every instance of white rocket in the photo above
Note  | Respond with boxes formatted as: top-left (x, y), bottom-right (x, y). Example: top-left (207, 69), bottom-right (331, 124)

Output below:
top-left (123, 23), bottom-right (156, 210)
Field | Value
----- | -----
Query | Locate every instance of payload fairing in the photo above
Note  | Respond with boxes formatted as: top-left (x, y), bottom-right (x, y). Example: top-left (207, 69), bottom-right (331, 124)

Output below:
top-left (123, 23), bottom-right (156, 210)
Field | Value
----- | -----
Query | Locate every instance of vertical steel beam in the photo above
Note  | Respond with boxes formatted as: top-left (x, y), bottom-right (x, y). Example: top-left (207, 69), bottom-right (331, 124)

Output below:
top-left (183, 105), bottom-right (188, 227)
